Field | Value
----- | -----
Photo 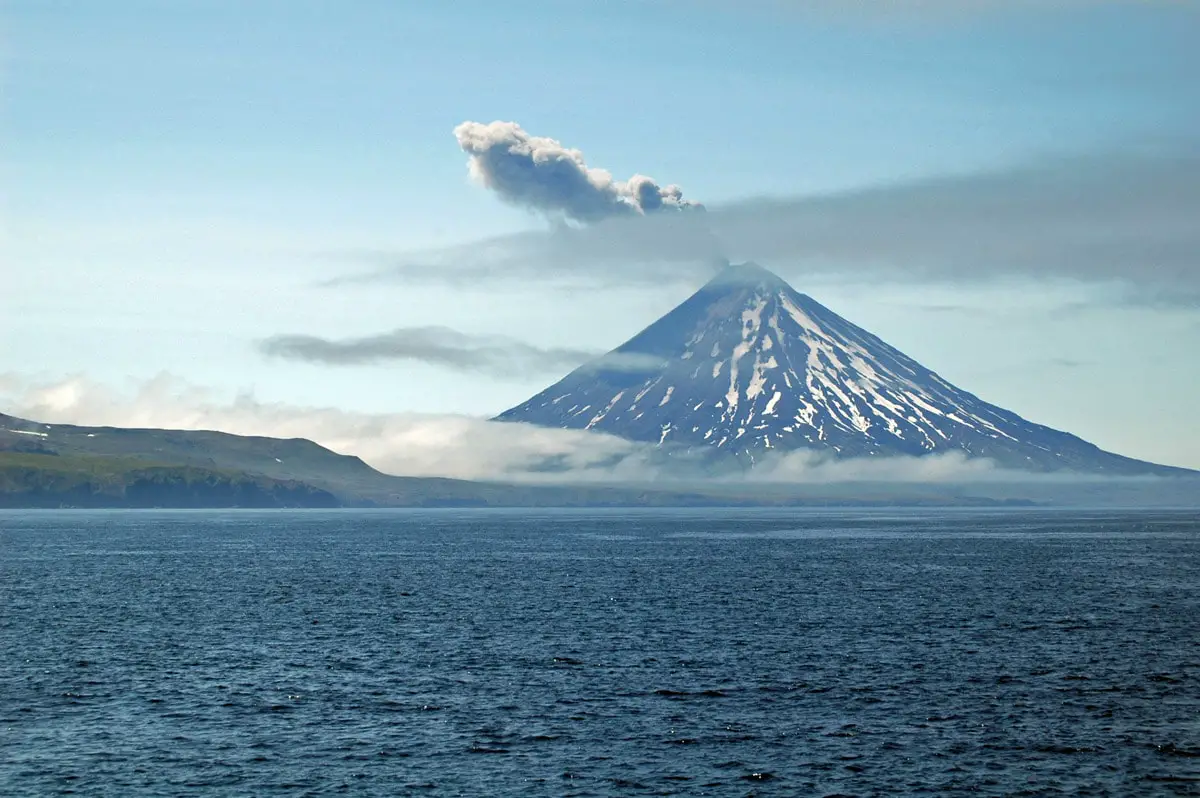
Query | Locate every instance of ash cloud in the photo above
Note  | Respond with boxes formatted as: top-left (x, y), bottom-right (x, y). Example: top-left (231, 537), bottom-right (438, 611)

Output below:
top-left (259, 326), bottom-right (598, 379)
top-left (339, 147), bottom-right (1200, 306)
top-left (454, 121), bottom-right (702, 223)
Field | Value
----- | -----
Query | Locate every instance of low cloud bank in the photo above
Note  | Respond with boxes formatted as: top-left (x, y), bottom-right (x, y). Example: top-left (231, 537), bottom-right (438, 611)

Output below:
top-left (1, 374), bottom-right (645, 481)
top-left (749, 448), bottom-right (999, 483)
top-left (1, 374), bottom-right (1137, 486)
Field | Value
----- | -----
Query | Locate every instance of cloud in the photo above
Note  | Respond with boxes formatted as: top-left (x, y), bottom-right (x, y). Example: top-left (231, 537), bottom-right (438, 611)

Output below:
top-left (454, 121), bottom-right (702, 223)
top-left (581, 351), bottom-right (671, 375)
top-left (0, 373), bottom-right (652, 482)
top-left (746, 448), bottom-right (1000, 483)
top-left (259, 326), bottom-right (598, 378)
top-left (0, 373), bottom-right (1038, 485)
top-left (1047, 357), bottom-right (1090, 369)
top-left (336, 148), bottom-right (1200, 305)
top-left (257, 328), bottom-right (670, 378)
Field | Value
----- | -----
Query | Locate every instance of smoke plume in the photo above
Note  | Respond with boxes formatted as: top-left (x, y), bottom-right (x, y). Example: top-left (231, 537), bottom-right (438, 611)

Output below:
top-left (453, 121), bottom-right (702, 223)
top-left (341, 147), bottom-right (1200, 305)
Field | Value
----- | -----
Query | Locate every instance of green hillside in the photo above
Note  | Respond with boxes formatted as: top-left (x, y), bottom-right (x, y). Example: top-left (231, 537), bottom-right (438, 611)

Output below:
top-left (0, 451), bottom-right (340, 508)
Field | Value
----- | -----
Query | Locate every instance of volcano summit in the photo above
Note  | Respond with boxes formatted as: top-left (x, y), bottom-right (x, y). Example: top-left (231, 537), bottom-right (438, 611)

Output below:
top-left (497, 263), bottom-right (1188, 476)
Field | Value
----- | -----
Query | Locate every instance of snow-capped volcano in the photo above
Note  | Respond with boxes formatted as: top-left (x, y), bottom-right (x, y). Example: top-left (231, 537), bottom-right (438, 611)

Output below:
top-left (497, 263), bottom-right (1187, 475)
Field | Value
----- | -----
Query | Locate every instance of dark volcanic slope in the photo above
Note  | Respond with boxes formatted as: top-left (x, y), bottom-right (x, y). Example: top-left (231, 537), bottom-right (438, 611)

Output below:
top-left (498, 263), bottom-right (1191, 476)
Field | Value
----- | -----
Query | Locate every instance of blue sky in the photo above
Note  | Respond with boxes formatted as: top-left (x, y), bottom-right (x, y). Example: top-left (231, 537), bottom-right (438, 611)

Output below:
top-left (3, 0), bottom-right (1199, 470)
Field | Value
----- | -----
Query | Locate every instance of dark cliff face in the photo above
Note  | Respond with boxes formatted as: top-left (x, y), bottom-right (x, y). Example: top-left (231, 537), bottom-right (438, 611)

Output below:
top-left (498, 263), bottom-right (1189, 476)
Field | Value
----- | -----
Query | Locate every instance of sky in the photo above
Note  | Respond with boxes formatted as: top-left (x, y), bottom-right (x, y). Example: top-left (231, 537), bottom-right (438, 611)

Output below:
top-left (2, 0), bottom-right (1199, 474)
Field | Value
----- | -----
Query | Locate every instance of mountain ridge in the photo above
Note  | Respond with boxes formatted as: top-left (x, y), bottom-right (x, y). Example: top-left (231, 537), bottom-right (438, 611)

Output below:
top-left (497, 263), bottom-right (1192, 477)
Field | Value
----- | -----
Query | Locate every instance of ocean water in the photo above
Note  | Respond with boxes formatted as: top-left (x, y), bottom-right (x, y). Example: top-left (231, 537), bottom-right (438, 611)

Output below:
top-left (1, 508), bottom-right (1198, 797)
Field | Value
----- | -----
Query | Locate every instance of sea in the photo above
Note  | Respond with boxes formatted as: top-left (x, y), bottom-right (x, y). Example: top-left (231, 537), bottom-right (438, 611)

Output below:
top-left (1, 508), bottom-right (1197, 797)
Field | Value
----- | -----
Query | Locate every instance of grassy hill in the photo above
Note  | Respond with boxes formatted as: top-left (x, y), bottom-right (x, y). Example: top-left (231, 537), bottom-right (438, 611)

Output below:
top-left (0, 413), bottom-right (731, 507)
top-left (3, 412), bottom-right (1194, 509)
top-left (0, 451), bottom-right (340, 508)
top-left (0, 414), bottom-right (493, 506)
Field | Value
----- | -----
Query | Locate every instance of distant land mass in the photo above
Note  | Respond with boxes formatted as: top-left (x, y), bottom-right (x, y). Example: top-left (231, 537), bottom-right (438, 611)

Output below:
top-left (3, 263), bottom-right (1196, 509)
top-left (499, 263), bottom-right (1193, 478)
top-left (1, 417), bottom-right (1196, 511)
top-left (0, 451), bottom-right (341, 509)
top-left (0, 413), bottom-right (679, 509)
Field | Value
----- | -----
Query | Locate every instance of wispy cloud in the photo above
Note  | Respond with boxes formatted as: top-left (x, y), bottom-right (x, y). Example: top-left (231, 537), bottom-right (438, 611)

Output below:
top-left (257, 328), bottom-right (671, 378)
top-left (259, 326), bottom-right (599, 379)
top-left (333, 148), bottom-right (1200, 306)
top-left (1047, 357), bottom-right (1091, 369)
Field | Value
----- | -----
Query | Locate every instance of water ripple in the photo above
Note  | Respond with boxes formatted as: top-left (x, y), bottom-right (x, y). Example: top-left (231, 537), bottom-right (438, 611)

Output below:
top-left (0, 508), bottom-right (1197, 796)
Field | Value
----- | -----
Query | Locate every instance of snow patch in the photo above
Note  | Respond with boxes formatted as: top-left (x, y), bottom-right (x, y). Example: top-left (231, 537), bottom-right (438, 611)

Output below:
top-left (585, 392), bottom-right (625, 429)
top-left (764, 391), bottom-right (782, 416)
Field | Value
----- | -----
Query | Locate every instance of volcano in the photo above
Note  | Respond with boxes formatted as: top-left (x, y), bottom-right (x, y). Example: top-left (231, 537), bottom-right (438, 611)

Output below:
top-left (496, 263), bottom-right (1189, 476)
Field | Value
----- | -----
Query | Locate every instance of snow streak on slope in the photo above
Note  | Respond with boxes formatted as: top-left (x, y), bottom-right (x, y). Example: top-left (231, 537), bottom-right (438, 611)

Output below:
top-left (497, 263), bottom-right (1183, 475)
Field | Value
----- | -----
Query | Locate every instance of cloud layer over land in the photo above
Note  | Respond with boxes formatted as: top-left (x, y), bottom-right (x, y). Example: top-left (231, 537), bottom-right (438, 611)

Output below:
top-left (3, 374), bottom-right (1021, 485)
